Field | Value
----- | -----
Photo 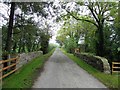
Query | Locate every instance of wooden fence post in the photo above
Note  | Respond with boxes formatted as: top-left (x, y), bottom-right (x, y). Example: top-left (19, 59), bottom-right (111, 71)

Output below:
top-left (0, 57), bottom-right (19, 79)
top-left (112, 62), bottom-right (120, 74)
top-left (0, 61), bottom-right (2, 89)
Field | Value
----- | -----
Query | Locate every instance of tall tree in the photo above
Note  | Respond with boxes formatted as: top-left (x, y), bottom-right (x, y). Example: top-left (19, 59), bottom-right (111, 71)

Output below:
top-left (5, 2), bottom-right (15, 56)
top-left (65, 1), bottom-right (117, 56)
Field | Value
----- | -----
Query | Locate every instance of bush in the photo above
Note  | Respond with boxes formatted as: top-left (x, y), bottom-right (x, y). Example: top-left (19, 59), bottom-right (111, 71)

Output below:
top-left (48, 43), bottom-right (57, 52)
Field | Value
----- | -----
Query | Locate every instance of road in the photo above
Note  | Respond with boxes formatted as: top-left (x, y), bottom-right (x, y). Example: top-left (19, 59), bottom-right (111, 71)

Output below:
top-left (32, 48), bottom-right (107, 88)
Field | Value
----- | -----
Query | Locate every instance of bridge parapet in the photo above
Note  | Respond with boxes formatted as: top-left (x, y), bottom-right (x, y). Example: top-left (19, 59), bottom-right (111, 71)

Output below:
top-left (75, 53), bottom-right (110, 74)
top-left (17, 51), bottom-right (43, 69)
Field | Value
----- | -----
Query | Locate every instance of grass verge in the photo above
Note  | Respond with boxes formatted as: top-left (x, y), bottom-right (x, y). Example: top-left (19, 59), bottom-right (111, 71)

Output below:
top-left (2, 49), bottom-right (55, 89)
top-left (61, 48), bottom-right (119, 90)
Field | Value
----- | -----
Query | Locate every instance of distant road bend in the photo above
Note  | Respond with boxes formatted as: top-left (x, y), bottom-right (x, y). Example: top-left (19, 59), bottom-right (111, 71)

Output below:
top-left (32, 48), bottom-right (108, 88)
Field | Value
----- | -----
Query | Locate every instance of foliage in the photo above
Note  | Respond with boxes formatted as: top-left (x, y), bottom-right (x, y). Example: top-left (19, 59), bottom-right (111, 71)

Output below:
top-left (56, 18), bottom-right (79, 53)
top-left (61, 1), bottom-right (118, 57)
top-left (2, 2), bottom-right (53, 58)
top-left (40, 31), bottom-right (51, 54)
top-left (64, 37), bottom-right (77, 53)
top-left (48, 43), bottom-right (57, 52)
top-left (57, 1), bottom-right (119, 63)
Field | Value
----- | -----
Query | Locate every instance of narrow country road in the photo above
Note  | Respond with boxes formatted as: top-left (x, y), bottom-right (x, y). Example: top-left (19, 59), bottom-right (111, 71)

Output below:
top-left (32, 48), bottom-right (107, 88)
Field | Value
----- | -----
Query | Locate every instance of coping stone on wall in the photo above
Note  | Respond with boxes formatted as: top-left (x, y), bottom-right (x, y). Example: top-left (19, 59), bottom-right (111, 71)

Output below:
top-left (94, 56), bottom-right (111, 74)
top-left (75, 53), bottom-right (111, 74)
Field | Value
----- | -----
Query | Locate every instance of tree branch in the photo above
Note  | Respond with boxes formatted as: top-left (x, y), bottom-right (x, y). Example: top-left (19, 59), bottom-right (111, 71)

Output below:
top-left (87, 5), bottom-right (99, 24)
top-left (66, 10), bottom-right (98, 27)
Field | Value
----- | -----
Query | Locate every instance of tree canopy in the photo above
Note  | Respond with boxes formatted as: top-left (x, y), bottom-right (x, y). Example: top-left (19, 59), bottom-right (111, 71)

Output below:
top-left (56, 1), bottom-right (120, 63)
top-left (1, 1), bottom-right (120, 63)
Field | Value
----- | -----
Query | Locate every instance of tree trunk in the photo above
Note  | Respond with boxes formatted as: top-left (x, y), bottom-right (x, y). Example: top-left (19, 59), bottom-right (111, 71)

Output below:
top-left (3, 2), bottom-right (15, 73)
top-left (18, 38), bottom-right (22, 53)
top-left (13, 42), bottom-right (17, 53)
top-left (96, 24), bottom-right (104, 57)
top-left (5, 2), bottom-right (15, 55)
top-left (41, 40), bottom-right (49, 54)
top-left (18, 45), bottom-right (21, 53)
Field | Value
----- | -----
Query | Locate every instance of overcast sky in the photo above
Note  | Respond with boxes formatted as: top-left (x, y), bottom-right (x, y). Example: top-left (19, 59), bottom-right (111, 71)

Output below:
top-left (0, 0), bottom-right (117, 45)
top-left (0, 0), bottom-right (97, 45)
top-left (0, 0), bottom-right (66, 44)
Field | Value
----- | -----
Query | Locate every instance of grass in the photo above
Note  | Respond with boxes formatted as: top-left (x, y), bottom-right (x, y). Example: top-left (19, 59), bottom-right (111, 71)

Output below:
top-left (61, 48), bottom-right (119, 90)
top-left (2, 49), bottom-right (55, 89)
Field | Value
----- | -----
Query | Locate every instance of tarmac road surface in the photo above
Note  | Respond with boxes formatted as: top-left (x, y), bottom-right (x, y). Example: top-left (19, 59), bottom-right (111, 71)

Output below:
top-left (32, 48), bottom-right (107, 88)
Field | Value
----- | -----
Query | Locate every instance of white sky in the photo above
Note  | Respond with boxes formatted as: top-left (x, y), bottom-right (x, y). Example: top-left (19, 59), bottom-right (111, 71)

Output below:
top-left (0, 3), bottom-right (9, 27)
top-left (0, 0), bottom-right (117, 45)
top-left (0, 1), bottom-right (101, 45)
top-left (0, 1), bottom-right (64, 44)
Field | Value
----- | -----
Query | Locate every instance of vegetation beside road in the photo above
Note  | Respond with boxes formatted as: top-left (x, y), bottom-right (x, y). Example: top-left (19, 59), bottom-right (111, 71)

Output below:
top-left (61, 49), bottom-right (119, 89)
top-left (2, 49), bottom-right (55, 89)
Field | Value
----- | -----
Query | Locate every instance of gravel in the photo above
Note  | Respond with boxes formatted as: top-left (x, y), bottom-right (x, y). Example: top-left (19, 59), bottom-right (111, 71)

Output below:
top-left (32, 48), bottom-right (108, 89)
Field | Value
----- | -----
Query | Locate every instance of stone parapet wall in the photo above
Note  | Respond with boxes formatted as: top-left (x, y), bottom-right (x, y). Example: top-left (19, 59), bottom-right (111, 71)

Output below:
top-left (75, 53), bottom-right (110, 74)
top-left (17, 51), bottom-right (43, 69)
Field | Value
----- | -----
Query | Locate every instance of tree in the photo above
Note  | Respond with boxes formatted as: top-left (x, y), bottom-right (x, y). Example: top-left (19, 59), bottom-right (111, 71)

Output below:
top-left (4, 2), bottom-right (15, 57)
top-left (56, 17), bottom-right (79, 53)
top-left (64, 1), bottom-right (117, 56)
top-left (2, 2), bottom-right (54, 56)
top-left (40, 27), bottom-right (51, 54)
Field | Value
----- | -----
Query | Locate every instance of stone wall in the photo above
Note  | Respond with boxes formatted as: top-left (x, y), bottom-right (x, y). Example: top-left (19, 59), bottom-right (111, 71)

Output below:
top-left (75, 52), bottom-right (110, 74)
top-left (16, 51), bottom-right (43, 69)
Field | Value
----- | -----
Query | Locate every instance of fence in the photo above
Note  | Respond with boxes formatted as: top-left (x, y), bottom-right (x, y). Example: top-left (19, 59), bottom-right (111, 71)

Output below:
top-left (112, 62), bottom-right (120, 74)
top-left (0, 51), bottom-right (43, 80)
top-left (74, 48), bottom-right (80, 53)
top-left (0, 56), bottom-right (19, 80)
